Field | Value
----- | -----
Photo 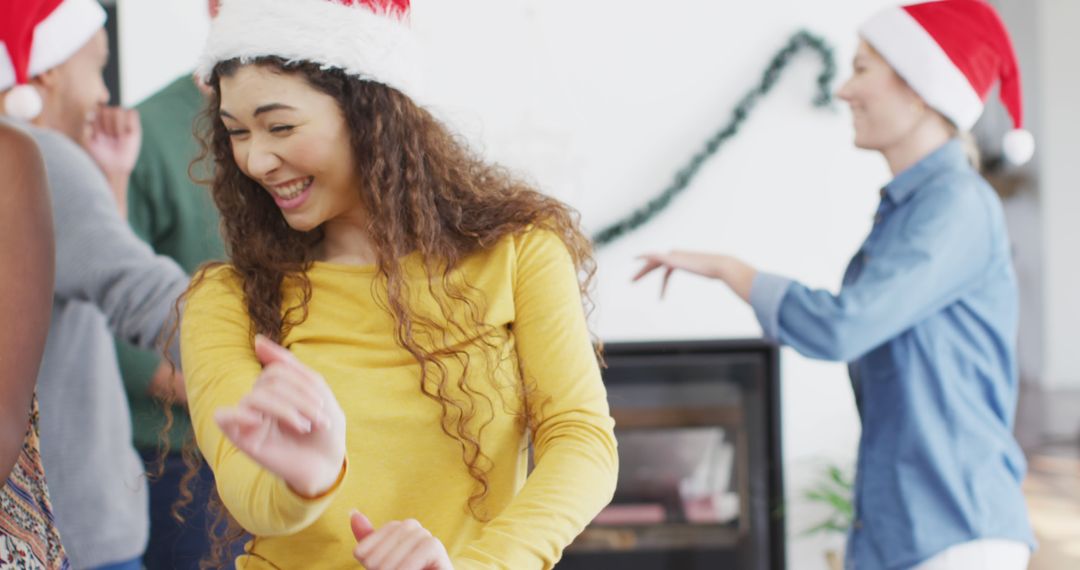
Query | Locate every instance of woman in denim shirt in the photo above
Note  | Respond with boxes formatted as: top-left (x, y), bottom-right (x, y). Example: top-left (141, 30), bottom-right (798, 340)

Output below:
top-left (636, 2), bottom-right (1035, 569)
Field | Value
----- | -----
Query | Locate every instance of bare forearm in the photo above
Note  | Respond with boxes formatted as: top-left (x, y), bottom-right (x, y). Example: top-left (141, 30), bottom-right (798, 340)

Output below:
top-left (0, 126), bottom-right (54, 481)
top-left (0, 421), bottom-right (28, 483)
top-left (715, 256), bottom-right (757, 303)
top-left (634, 250), bottom-right (758, 302)
top-left (0, 280), bottom-right (52, 478)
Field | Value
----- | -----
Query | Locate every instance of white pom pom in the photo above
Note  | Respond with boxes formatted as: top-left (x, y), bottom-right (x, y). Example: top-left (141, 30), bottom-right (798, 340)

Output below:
top-left (1003, 129), bottom-right (1035, 165)
top-left (3, 84), bottom-right (43, 120)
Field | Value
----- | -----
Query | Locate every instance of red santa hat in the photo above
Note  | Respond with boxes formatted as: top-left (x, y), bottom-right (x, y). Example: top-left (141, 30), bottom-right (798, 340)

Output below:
top-left (196, 0), bottom-right (421, 100)
top-left (860, 0), bottom-right (1034, 164)
top-left (0, 0), bottom-right (107, 120)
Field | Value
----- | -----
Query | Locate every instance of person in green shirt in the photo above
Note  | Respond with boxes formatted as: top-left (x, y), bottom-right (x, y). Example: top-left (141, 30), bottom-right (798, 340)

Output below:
top-left (114, 68), bottom-right (228, 569)
top-left (114, 3), bottom-right (241, 567)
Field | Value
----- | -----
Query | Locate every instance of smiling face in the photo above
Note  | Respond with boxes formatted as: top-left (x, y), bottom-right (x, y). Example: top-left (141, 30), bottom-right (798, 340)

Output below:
top-left (218, 64), bottom-right (361, 232)
top-left (836, 40), bottom-right (930, 152)
top-left (31, 28), bottom-right (110, 145)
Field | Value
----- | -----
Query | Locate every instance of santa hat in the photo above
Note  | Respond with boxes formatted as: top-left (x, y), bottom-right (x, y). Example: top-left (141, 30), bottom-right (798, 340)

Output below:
top-left (0, 0), bottom-right (107, 120)
top-left (860, 0), bottom-right (1034, 165)
top-left (196, 0), bottom-right (421, 100)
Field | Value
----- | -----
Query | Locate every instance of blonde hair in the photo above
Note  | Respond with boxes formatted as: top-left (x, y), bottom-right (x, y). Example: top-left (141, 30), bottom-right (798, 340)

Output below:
top-left (949, 122), bottom-right (982, 170)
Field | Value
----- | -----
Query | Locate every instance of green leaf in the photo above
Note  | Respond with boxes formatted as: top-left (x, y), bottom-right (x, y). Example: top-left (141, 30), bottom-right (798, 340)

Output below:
top-left (828, 466), bottom-right (854, 490)
top-left (800, 517), bottom-right (850, 537)
top-left (806, 488), bottom-right (852, 515)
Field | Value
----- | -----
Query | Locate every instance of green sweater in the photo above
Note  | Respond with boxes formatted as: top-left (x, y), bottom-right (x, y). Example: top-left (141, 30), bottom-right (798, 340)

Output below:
top-left (116, 75), bottom-right (224, 452)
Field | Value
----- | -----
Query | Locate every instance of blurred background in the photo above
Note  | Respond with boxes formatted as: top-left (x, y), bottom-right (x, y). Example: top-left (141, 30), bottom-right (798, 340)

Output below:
top-left (101, 1), bottom-right (1079, 568)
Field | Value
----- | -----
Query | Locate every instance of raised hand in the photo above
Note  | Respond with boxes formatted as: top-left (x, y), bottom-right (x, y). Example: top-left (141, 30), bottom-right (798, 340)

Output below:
top-left (84, 106), bottom-right (141, 178)
top-left (83, 105), bottom-right (141, 215)
top-left (350, 510), bottom-right (453, 570)
top-left (214, 335), bottom-right (347, 497)
top-left (633, 251), bottom-right (726, 298)
top-left (633, 251), bottom-right (756, 302)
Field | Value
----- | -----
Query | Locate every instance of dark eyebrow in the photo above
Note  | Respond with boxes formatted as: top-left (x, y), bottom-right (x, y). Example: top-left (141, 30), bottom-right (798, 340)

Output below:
top-left (219, 104), bottom-right (297, 121)
top-left (254, 103), bottom-right (297, 117)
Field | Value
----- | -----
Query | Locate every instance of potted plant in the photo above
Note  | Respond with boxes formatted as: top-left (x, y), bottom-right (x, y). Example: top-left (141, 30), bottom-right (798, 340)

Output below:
top-left (802, 464), bottom-right (854, 570)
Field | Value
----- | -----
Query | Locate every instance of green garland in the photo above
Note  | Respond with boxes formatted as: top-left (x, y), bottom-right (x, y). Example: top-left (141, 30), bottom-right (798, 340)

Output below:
top-left (592, 30), bottom-right (837, 248)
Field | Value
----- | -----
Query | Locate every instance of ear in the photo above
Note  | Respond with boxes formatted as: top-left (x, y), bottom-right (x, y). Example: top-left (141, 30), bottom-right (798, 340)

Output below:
top-left (29, 68), bottom-right (59, 93)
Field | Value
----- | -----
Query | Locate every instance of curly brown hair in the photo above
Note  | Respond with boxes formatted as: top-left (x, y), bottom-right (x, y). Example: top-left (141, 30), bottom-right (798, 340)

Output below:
top-left (163, 57), bottom-right (599, 567)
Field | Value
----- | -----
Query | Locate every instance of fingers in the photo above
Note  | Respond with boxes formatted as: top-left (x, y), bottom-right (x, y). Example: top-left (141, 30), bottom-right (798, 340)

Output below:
top-left (253, 337), bottom-right (343, 418)
top-left (350, 510), bottom-right (375, 541)
top-left (254, 334), bottom-right (296, 368)
top-left (358, 519), bottom-right (428, 569)
top-left (631, 256), bottom-right (666, 282)
top-left (91, 106), bottom-right (137, 138)
top-left (259, 363), bottom-right (327, 422)
top-left (87, 110), bottom-right (105, 141)
top-left (353, 518), bottom-right (449, 570)
top-left (214, 406), bottom-right (268, 451)
top-left (123, 108), bottom-right (140, 137)
top-left (107, 107), bottom-right (122, 137)
top-left (254, 335), bottom-right (319, 382)
top-left (635, 250), bottom-right (728, 285)
top-left (661, 266), bottom-right (675, 299)
top-left (214, 406), bottom-right (263, 431)
top-left (238, 383), bottom-right (321, 433)
top-left (633, 253), bottom-right (678, 298)
top-left (217, 361), bottom-right (331, 435)
top-left (400, 536), bottom-right (451, 570)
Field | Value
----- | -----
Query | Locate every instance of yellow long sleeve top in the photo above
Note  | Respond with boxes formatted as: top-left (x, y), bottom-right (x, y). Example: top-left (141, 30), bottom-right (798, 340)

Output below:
top-left (181, 228), bottom-right (618, 569)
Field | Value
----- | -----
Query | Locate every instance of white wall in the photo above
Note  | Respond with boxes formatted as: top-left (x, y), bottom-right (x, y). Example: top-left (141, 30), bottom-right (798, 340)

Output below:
top-left (119, 2), bottom-right (906, 568)
top-left (1037, 0), bottom-right (1080, 395)
top-left (116, 1), bottom-right (210, 106)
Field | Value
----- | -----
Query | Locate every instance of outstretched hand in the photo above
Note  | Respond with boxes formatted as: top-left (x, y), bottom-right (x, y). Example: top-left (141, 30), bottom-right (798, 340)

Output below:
top-left (350, 510), bottom-right (453, 570)
top-left (633, 251), bottom-right (756, 302)
top-left (214, 335), bottom-right (347, 497)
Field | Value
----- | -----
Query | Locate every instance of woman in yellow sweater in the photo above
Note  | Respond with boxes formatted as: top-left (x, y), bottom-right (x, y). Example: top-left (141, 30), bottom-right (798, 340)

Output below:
top-left (178, 0), bottom-right (617, 568)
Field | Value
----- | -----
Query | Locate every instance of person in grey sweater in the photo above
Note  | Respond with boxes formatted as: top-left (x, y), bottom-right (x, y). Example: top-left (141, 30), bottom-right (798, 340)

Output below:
top-left (0, 1), bottom-right (190, 567)
top-left (23, 121), bottom-right (189, 570)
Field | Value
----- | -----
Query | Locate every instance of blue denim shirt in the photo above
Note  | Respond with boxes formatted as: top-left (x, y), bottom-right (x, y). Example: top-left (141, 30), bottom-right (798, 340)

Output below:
top-left (751, 140), bottom-right (1034, 569)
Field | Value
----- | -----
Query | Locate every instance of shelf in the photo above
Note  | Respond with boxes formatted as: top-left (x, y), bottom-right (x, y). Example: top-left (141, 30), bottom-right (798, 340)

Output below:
top-left (611, 406), bottom-right (744, 429)
top-left (567, 523), bottom-right (743, 553)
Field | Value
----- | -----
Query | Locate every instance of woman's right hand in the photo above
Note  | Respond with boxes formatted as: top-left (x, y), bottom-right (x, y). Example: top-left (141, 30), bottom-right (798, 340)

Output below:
top-left (214, 334), bottom-right (347, 497)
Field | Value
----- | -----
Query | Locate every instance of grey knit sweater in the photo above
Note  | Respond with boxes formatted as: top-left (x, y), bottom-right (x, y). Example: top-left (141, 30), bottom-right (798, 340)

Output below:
top-left (16, 121), bottom-right (189, 569)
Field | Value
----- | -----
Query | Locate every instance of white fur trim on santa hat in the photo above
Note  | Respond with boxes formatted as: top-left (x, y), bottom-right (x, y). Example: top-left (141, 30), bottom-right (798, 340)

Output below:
top-left (0, 45), bottom-right (15, 93)
top-left (28, 0), bottom-right (106, 81)
top-left (860, 7), bottom-right (985, 131)
top-left (1003, 128), bottom-right (1034, 165)
top-left (196, 0), bottom-right (423, 100)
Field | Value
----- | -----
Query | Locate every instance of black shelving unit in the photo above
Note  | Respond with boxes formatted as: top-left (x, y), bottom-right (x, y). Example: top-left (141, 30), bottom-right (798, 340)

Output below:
top-left (558, 339), bottom-right (785, 570)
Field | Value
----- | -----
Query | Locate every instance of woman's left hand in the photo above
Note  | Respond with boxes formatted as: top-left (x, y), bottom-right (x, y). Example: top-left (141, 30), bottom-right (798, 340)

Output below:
top-left (350, 511), bottom-right (453, 570)
top-left (633, 251), bottom-right (757, 302)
